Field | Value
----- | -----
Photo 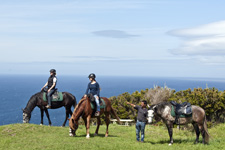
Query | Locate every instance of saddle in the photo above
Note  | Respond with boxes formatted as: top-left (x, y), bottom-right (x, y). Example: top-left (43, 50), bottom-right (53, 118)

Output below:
top-left (170, 101), bottom-right (192, 124)
top-left (43, 89), bottom-right (63, 102)
top-left (90, 98), bottom-right (106, 110)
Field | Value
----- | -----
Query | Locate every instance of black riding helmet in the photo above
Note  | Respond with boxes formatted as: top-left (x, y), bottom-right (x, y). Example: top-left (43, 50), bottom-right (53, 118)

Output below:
top-left (50, 69), bottom-right (56, 73)
top-left (88, 73), bottom-right (96, 79)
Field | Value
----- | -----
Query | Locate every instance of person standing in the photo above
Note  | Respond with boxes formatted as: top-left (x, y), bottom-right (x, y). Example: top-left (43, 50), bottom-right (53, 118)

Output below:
top-left (84, 73), bottom-right (101, 116)
top-left (127, 100), bottom-right (148, 142)
top-left (41, 69), bottom-right (57, 109)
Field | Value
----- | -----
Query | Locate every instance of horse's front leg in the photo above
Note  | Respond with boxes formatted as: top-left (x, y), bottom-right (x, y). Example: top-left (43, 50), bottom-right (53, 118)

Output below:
top-left (40, 109), bottom-right (44, 125)
top-left (44, 109), bottom-right (52, 126)
top-left (166, 122), bottom-right (173, 145)
top-left (86, 115), bottom-right (91, 139)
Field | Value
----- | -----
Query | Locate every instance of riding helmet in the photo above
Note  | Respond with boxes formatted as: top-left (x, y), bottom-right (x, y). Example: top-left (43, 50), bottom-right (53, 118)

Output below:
top-left (88, 73), bottom-right (96, 79)
top-left (50, 69), bottom-right (56, 73)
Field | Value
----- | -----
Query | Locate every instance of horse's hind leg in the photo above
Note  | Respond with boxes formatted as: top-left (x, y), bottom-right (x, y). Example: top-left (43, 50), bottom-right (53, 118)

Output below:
top-left (192, 123), bottom-right (200, 144)
top-left (40, 109), bottom-right (44, 125)
top-left (94, 117), bottom-right (101, 136)
top-left (105, 113), bottom-right (110, 137)
top-left (44, 109), bottom-right (52, 126)
top-left (166, 122), bottom-right (173, 145)
top-left (198, 124), bottom-right (205, 144)
top-left (62, 107), bottom-right (70, 127)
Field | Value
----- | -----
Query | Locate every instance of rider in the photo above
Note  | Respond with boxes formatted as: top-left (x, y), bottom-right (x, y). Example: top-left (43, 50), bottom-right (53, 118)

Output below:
top-left (127, 100), bottom-right (148, 143)
top-left (41, 69), bottom-right (57, 109)
top-left (84, 73), bottom-right (100, 116)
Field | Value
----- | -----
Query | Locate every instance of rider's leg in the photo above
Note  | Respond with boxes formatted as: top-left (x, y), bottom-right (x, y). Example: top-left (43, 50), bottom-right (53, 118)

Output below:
top-left (94, 95), bottom-right (100, 112)
top-left (47, 89), bottom-right (55, 107)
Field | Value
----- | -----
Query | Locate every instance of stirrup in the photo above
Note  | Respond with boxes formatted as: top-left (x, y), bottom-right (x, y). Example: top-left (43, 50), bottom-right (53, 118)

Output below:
top-left (95, 111), bottom-right (100, 116)
top-left (46, 105), bottom-right (51, 109)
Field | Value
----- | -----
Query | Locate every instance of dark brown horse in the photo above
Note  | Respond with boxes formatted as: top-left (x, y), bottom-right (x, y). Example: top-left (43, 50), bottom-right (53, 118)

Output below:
top-left (23, 91), bottom-right (76, 127)
top-left (69, 94), bottom-right (121, 138)
top-left (147, 102), bottom-right (209, 145)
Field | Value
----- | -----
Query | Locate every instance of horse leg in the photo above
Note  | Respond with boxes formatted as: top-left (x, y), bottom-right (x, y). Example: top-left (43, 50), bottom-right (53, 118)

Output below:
top-left (62, 107), bottom-right (70, 127)
top-left (94, 117), bottom-right (101, 136)
top-left (82, 116), bottom-right (87, 127)
top-left (105, 113), bottom-right (110, 137)
top-left (44, 109), bottom-right (52, 126)
top-left (86, 115), bottom-right (91, 139)
top-left (40, 109), bottom-right (44, 125)
top-left (166, 122), bottom-right (173, 145)
top-left (192, 123), bottom-right (200, 144)
top-left (198, 124), bottom-right (205, 144)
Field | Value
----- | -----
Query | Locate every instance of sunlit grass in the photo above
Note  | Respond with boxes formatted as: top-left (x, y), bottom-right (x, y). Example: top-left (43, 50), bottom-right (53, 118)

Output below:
top-left (0, 123), bottom-right (224, 150)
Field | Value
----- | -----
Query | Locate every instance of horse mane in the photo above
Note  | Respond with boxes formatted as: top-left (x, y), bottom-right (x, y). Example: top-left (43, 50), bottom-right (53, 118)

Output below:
top-left (24, 91), bottom-right (42, 114)
top-left (72, 97), bottom-right (87, 118)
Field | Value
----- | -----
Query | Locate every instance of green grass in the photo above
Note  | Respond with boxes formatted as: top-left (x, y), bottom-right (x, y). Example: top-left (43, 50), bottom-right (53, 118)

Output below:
top-left (0, 123), bottom-right (225, 150)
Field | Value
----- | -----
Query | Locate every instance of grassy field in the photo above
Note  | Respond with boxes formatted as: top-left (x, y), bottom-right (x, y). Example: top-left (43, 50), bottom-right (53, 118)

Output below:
top-left (0, 123), bottom-right (225, 150)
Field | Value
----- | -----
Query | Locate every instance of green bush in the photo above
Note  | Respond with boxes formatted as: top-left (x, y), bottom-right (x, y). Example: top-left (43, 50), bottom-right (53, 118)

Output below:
top-left (110, 86), bottom-right (225, 124)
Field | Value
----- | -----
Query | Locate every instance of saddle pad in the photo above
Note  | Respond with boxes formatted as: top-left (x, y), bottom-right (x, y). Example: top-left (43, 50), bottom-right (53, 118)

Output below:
top-left (43, 92), bottom-right (63, 102)
top-left (91, 98), bottom-right (106, 109)
top-left (171, 105), bottom-right (192, 118)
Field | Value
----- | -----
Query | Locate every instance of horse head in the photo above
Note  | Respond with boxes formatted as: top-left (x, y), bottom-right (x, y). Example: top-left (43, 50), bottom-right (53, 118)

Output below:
top-left (22, 109), bottom-right (31, 123)
top-left (147, 105), bottom-right (157, 124)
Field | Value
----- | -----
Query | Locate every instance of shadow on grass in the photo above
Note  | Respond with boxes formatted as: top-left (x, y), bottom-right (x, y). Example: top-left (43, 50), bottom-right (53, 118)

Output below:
top-left (74, 133), bottom-right (118, 138)
top-left (145, 139), bottom-right (199, 145)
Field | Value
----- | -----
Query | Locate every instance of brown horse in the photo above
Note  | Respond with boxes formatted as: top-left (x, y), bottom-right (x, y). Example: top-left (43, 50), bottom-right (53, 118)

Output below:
top-left (147, 102), bottom-right (209, 145)
top-left (23, 91), bottom-right (76, 127)
top-left (69, 94), bottom-right (121, 138)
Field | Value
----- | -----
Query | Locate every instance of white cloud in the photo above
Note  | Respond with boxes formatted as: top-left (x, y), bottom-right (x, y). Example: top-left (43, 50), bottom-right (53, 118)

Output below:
top-left (168, 20), bottom-right (225, 56)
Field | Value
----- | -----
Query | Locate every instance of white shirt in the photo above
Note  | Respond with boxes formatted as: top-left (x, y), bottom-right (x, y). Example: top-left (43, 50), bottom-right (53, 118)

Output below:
top-left (53, 77), bottom-right (57, 83)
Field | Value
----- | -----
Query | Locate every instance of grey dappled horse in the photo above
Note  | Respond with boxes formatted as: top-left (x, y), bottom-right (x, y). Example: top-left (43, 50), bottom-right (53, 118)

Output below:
top-left (147, 102), bottom-right (209, 145)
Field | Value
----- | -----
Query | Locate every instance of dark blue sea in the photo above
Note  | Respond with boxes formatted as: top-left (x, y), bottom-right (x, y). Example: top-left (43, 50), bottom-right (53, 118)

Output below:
top-left (0, 75), bottom-right (225, 126)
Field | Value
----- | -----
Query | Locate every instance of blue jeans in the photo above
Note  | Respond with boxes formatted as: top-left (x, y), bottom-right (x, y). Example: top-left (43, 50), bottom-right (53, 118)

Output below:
top-left (136, 120), bottom-right (146, 142)
top-left (47, 89), bottom-right (55, 106)
top-left (94, 95), bottom-right (100, 111)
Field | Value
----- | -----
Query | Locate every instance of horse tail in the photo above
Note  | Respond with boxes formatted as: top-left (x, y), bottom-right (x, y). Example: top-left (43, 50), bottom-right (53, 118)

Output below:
top-left (110, 107), bottom-right (121, 125)
top-left (203, 115), bottom-right (210, 144)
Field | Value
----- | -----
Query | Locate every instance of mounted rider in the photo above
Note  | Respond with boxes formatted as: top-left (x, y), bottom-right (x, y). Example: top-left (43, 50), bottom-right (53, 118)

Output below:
top-left (41, 69), bottom-right (57, 109)
top-left (84, 73), bottom-right (101, 116)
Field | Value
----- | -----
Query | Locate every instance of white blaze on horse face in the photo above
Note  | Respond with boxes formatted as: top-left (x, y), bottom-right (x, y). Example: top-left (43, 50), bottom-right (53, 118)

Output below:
top-left (147, 110), bottom-right (154, 123)
top-left (23, 113), bottom-right (28, 123)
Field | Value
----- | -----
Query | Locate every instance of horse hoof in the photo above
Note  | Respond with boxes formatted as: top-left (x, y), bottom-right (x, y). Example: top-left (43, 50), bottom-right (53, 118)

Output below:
top-left (86, 134), bottom-right (90, 139)
top-left (94, 133), bottom-right (98, 136)
top-left (40, 124), bottom-right (43, 126)
top-left (168, 143), bottom-right (172, 146)
top-left (69, 133), bottom-right (75, 137)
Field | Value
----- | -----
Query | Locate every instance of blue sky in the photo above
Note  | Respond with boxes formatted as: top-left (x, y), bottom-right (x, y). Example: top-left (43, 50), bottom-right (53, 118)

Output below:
top-left (1, 0), bottom-right (225, 78)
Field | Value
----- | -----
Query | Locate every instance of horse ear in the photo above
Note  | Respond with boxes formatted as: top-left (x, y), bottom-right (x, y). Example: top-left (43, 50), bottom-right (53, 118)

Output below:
top-left (153, 105), bottom-right (157, 111)
top-left (67, 118), bottom-right (70, 121)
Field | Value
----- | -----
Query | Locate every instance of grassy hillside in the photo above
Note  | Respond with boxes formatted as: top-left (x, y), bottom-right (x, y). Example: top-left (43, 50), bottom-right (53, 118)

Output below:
top-left (0, 123), bottom-right (225, 150)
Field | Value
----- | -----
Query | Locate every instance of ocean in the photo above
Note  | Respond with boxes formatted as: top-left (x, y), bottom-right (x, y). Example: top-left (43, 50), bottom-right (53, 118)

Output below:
top-left (0, 75), bottom-right (225, 126)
